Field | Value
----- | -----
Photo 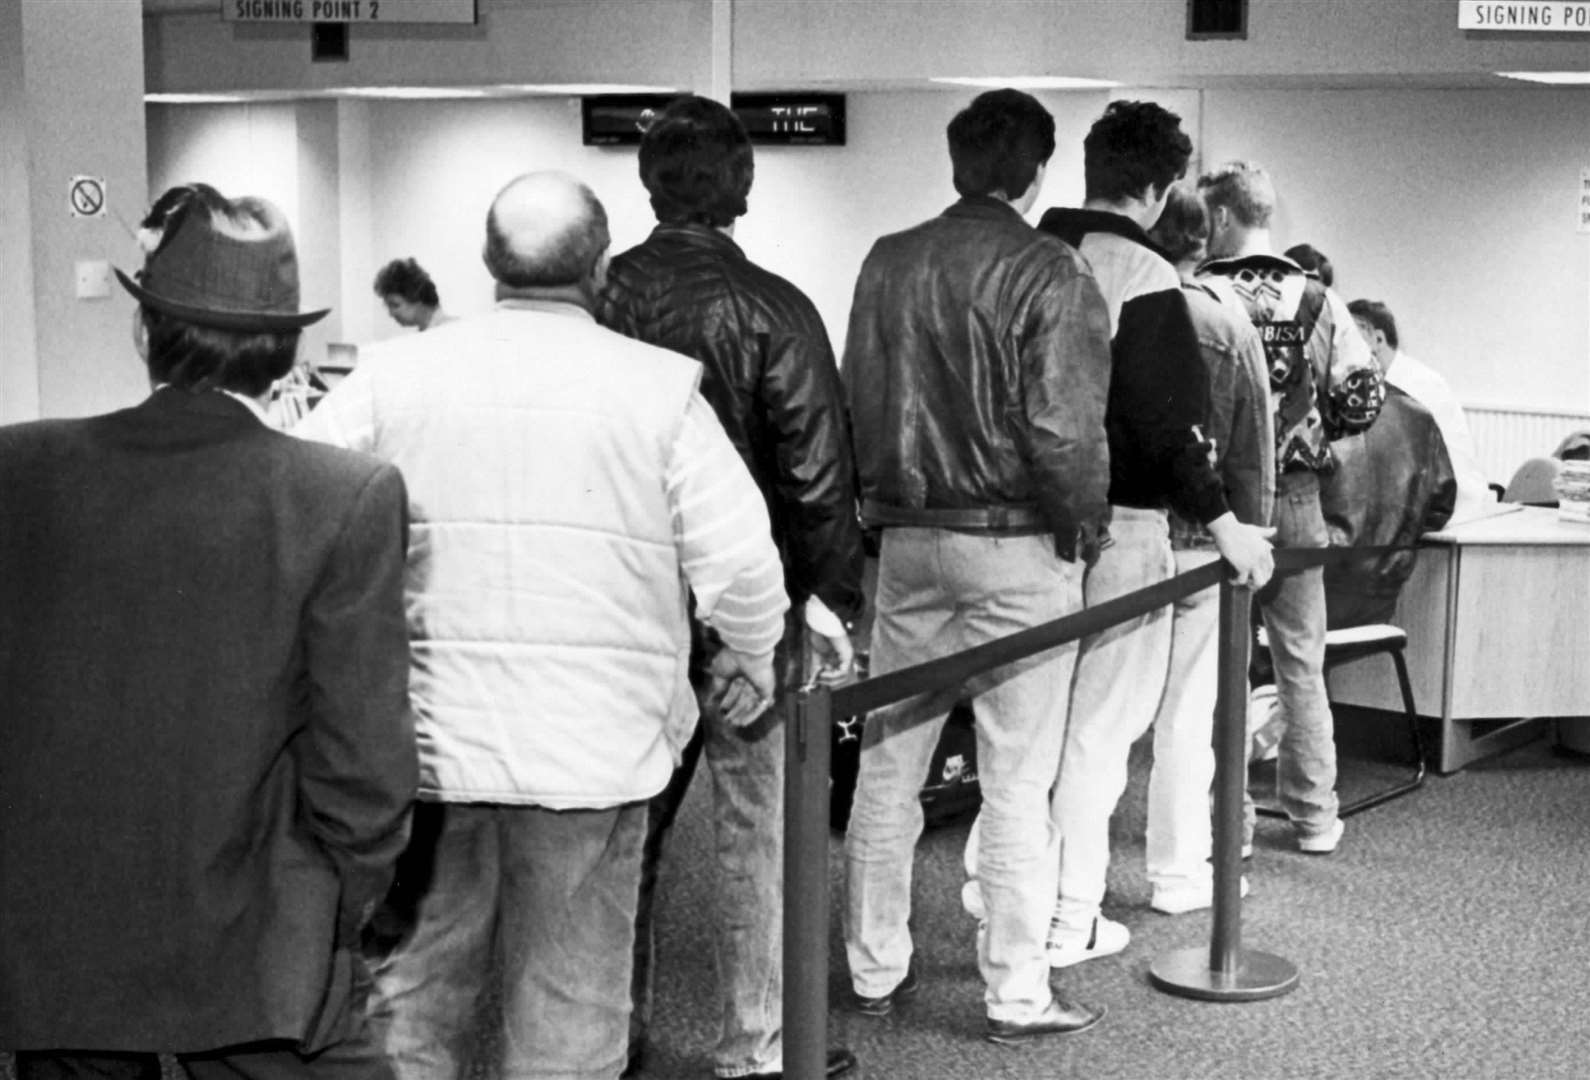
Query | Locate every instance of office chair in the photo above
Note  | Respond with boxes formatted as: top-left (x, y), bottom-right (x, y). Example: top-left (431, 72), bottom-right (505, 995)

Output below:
top-left (1502, 456), bottom-right (1561, 506)
top-left (1254, 622), bottom-right (1428, 818)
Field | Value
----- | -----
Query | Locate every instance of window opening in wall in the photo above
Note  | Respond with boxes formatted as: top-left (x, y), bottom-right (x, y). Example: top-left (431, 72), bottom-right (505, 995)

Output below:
top-left (1187, 0), bottom-right (1248, 40)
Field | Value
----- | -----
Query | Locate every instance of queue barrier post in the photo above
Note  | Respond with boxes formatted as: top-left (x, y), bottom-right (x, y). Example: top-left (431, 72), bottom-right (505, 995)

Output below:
top-left (781, 554), bottom-right (1360, 1075)
top-left (784, 683), bottom-right (833, 1080)
top-left (1147, 578), bottom-right (1300, 1000)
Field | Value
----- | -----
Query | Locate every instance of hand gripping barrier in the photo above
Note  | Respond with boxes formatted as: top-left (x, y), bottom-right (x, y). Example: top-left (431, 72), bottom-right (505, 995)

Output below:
top-left (780, 546), bottom-right (1386, 1079)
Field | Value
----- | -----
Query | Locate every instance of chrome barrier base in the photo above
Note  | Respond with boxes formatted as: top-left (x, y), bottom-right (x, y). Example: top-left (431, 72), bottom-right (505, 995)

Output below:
top-left (1148, 946), bottom-right (1299, 1002)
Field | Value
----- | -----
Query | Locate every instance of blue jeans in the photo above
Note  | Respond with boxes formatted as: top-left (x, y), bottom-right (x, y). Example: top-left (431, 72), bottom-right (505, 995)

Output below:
top-left (1053, 507), bottom-right (1174, 931)
top-left (364, 801), bottom-right (645, 1080)
top-left (845, 528), bottom-right (1082, 1023)
top-left (631, 615), bottom-right (798, 1077)
top-left (1248, 471), bottom-right (1339, 841)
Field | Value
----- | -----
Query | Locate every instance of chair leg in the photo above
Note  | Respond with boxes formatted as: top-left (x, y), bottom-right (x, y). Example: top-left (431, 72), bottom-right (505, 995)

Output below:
top-left (1339, 646), bottom-right (1427, 818)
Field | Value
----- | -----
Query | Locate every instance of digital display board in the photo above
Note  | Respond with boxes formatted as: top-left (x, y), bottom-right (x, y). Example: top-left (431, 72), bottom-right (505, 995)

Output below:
top-left (582, 93), bottom-right (846, 147)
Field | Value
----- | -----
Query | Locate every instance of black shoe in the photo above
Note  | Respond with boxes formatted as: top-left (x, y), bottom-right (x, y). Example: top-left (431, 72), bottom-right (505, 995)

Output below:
top-left (741, 1047), bottom-right (858, 1080)
top-left (853, 961), bottom-right (920, 1017)
top-left (985, 995), bottom-right (1106, 1045)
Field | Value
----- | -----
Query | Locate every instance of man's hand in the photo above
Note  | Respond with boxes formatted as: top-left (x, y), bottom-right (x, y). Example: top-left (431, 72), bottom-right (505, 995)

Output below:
top-left (805, 596), bottom-right (855, 686)
top-left (707, 646), bottom-right (777, 728)
top-left (1206, 512), bottom-right (1277, 590)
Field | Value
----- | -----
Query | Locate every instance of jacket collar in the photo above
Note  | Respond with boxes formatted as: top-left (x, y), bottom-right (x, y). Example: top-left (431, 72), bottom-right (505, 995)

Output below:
top-left (1198, 251), bottom-right (1303, 277)
top-left (942, 195), bottom-right (1030, 224)
top-left (495, 297), bottom-right (595, 322)
top-left (139, 384), bottom-right (266, 427)
top-left (1038, 206), bottom-right (1171, 261)
top-left (646, 222), bottom-right (746, 259)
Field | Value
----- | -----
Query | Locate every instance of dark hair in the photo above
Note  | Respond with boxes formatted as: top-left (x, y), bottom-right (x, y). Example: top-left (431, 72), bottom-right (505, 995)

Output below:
top-left (142, 307), bottom-right (299, 397)
top-left (638, 95), bottom-right (754, 228)
top-left (1147, 182), bottom-right (1209, 266)
top-left (1083, 100), bottom-right (1191, 203)
top-left (1284, 243), bottom-right (1334, 287)
top-left (946, 89), bottom-right (1055, 200)
top-left (373, 257), bottom-right (440, 307)
top-left (1348, 298), bottom-right (1399, 350)
top-left (1197, 161), bottom-right (1276, 229)
top-left (483, 182), bottom-right (610, 288)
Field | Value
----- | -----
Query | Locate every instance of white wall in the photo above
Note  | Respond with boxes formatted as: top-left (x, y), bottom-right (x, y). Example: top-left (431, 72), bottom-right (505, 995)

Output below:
top-left (1203, 87), bottom-right (1590, 412)
top-left (146, 83), bottom-right (1590, 417)
top-left (3, 0), bottom-right (149, 421)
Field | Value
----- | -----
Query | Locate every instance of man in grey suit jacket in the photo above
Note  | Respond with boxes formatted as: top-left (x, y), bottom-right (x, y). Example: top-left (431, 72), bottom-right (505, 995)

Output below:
top-left (0, 184), bottom-right (417, 1079)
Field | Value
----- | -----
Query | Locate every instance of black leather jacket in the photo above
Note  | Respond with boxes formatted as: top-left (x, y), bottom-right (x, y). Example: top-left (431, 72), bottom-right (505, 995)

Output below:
top-left (1320, 385), bottom-right (1456, 629)
top-left (597, 223), bottom-right (865, 623)
top-left (842, 197), bottom-right (1112, 558)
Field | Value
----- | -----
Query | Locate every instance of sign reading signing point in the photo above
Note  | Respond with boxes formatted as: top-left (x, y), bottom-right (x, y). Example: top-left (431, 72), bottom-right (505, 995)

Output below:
top-left (223, 0), bottom-right (476, 22)
top-left (69, 176), bottom-right (106, 219)
top-left (1459, 1), bottom-right (1590, 30)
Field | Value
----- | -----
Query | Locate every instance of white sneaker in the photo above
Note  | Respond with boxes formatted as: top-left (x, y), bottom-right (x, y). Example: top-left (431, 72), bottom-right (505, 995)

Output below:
top-left (1045, 915), bottom-right (1130, 969)
top-left (1150, 876), bottom-right (1251, 915)
top-left (1297, 818), bottom-right (1345, 854)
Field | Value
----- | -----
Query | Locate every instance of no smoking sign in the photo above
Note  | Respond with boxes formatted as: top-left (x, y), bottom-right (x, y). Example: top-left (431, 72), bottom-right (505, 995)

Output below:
top-left (69, 176), bottom-right (106, 218)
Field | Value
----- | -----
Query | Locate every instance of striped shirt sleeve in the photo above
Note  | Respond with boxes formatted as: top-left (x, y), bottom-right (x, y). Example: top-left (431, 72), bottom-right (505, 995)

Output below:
top-left (666, 391), bottom-right (789, 657)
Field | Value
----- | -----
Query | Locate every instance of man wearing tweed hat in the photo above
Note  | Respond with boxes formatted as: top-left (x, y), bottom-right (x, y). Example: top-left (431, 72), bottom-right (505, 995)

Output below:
top-left (0, 183), bottom-right (417, 1078)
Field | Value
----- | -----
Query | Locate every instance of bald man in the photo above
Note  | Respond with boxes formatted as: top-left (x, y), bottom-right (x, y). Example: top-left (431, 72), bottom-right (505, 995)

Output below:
top-left (299, 171), bottom-right (789, 1080)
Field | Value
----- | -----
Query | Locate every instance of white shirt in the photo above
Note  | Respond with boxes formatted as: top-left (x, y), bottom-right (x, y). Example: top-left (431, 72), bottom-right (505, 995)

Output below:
top-left (1384, 350), bottom-right (1492, 523)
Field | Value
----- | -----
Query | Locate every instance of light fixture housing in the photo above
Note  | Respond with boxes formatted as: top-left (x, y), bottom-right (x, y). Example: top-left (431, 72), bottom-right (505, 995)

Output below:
top-left (931, 76), bottom-right (1122, 90)
top-left (1495, 71), bottom-right (1590, 84)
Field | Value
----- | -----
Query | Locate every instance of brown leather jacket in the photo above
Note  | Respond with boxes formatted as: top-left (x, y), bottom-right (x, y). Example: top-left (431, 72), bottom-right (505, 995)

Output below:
top-left (842, 197), bottom-right (1112, 560)
top-left (1320, 385), bottom-right (1456, 628)
top-left (598, 223), bottom-right (865, 623)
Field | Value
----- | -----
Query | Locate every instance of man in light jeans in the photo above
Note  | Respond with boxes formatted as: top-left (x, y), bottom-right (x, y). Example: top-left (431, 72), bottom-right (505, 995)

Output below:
top-left (1145, 184), bottom-right (1275, 912)
top-left (842, 89), bottom-right (1112, 1046)
top-left (1198, 160), bottom-right (1385, 856)
top-left (1036, 103), bottom-right (1274, 968)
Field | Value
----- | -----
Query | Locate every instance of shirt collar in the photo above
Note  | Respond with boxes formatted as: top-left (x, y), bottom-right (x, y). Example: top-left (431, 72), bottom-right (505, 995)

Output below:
top-left (153, 383), bottom-right (269, 424)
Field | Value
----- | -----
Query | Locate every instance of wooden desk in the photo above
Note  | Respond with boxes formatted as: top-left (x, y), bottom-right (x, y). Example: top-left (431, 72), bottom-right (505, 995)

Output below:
top-left (1329, 505), bottom-right (1590, 773)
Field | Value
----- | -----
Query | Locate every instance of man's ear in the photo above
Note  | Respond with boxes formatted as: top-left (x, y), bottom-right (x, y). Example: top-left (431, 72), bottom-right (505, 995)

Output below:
top-left (131, 307), bottom-right (150, 363)
top-left (586, 246), bottom-right (611, 296)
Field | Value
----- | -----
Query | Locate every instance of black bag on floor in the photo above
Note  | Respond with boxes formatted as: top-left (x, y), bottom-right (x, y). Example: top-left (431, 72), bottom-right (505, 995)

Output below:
top-left (830, 700), bottom-right (981, 832)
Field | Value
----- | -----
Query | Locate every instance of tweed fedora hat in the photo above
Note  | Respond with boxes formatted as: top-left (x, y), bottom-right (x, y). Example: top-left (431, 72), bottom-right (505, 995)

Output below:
top-left (115, 188), bottom-right (329, 332)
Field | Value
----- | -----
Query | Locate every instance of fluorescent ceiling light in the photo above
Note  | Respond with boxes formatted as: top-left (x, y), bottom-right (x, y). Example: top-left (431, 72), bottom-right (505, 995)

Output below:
top-left (144, 92), bottom-right (250, 104)
top-left (495, 83), bottom-right (681, 96)
top-left (932, 75), bottom-right (1121, 90)
top-left (1496, 71), bottom-right (1590, 84)
top-left (336, 86), bottom-right (492, 99)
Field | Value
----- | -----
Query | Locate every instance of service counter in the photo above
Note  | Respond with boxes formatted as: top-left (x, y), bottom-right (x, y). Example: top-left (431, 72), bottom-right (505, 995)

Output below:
top-left (1329, 504), bottom-right (1590, 773)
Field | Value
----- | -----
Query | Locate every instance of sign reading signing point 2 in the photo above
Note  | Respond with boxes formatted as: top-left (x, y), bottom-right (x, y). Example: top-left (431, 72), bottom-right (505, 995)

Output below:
top-left (70, 176), bottom-right (106, 219)
top-left (1459, 1), bottom-right (1590, 30)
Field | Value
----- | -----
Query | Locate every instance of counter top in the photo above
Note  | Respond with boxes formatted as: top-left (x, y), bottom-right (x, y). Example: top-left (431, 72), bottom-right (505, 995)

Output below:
top-left (1424, 503), bottom-right (1590, 546)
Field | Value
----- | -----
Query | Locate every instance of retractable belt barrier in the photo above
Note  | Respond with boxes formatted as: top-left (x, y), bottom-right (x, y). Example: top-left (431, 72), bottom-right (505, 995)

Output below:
top-left (781, 545), bottom-right (1406, 1080)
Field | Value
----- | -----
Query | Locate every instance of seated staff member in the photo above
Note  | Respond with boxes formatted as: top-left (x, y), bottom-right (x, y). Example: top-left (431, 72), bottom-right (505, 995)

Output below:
top-left (1348, 298), bottom-right (1490, 523)
top-left (374, 256), bottom-right (451, 331)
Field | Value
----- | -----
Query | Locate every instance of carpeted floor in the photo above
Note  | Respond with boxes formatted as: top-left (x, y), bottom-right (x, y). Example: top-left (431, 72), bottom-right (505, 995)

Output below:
top-left (7, 717), bottom-right (1586, 1080)
top-left (634, 717), bottom-right (1590, 1080)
